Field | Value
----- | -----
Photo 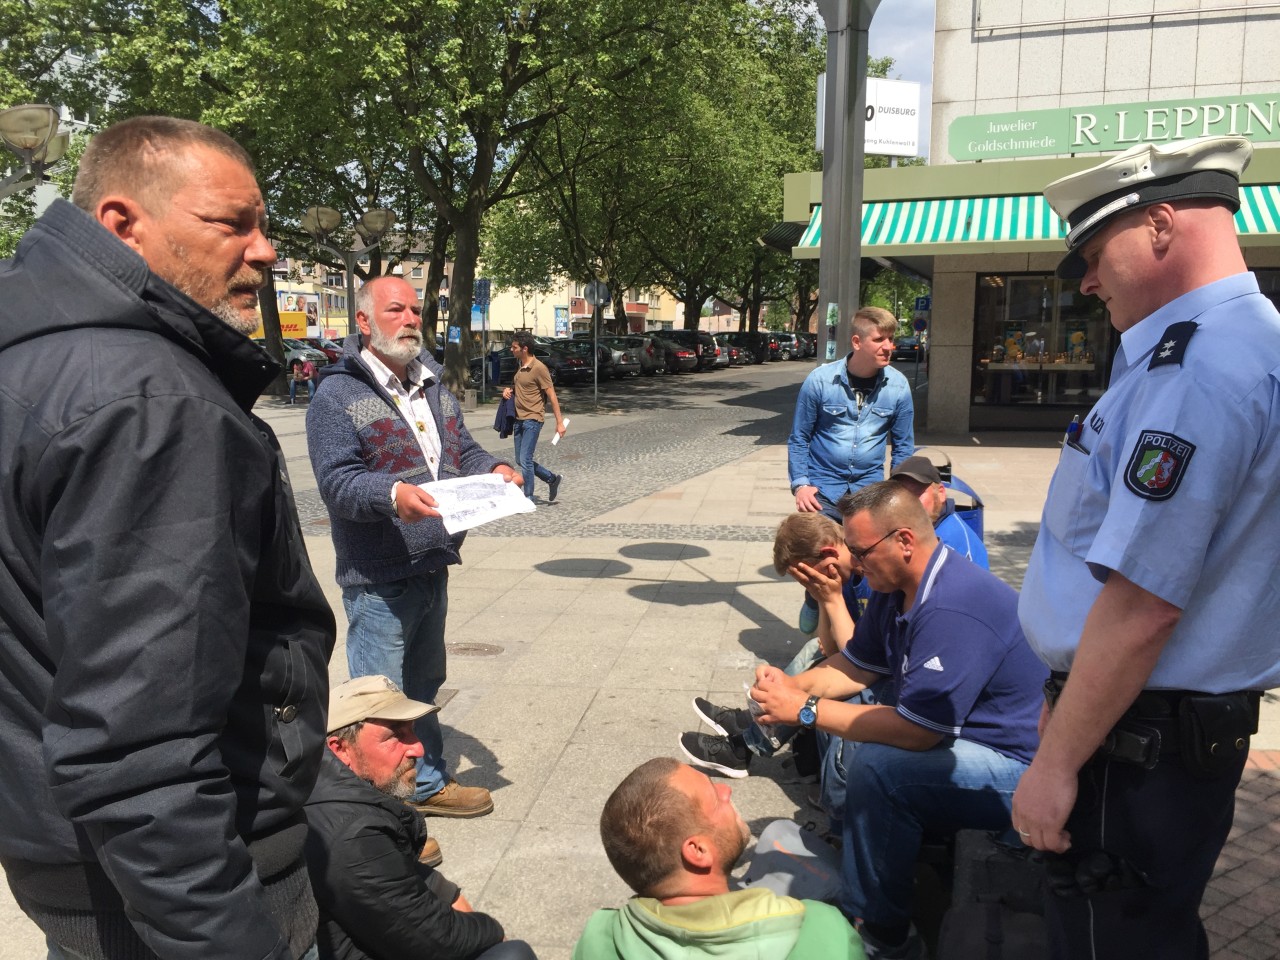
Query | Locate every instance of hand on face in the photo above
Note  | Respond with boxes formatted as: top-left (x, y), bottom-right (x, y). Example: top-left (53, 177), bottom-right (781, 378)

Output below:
top-left (789, 559), bottom-right (842, 604)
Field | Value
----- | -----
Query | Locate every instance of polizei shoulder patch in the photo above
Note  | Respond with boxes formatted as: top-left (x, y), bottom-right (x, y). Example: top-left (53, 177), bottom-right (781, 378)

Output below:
top-left (1123, 431), bottom-right (1196, 501)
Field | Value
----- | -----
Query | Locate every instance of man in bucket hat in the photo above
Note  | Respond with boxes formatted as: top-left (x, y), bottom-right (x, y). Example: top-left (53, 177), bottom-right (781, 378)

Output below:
top-left (1014, 136), bottom-right (1280, 959)
top-left (304, 677), bottom-right (535, 960)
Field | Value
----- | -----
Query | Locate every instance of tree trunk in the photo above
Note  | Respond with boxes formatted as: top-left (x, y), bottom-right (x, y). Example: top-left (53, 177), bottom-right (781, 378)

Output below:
top-left (444, 214), bottom-right (481, 397)
top-left (611, 292), bottom-right (630, 334)
top-left (681, 284), bottom-right (707, 331)
top-left (423, 216), bottom-right (453, 349)
top-left (258, 274), bottom-right (288, 396)
top-left (748, 251), bottom-right (764, 331)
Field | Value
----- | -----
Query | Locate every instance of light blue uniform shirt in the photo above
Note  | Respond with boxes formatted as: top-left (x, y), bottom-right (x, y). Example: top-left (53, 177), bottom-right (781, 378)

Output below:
top-left (787, 356), bottom-right (914, 506)
top-left (1019, 272), bottom-right (1280, 692)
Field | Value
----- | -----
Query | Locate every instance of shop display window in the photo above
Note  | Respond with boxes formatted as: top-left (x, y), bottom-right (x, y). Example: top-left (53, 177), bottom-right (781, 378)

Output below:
top-left (971, 273), bottom-right (1114, 407)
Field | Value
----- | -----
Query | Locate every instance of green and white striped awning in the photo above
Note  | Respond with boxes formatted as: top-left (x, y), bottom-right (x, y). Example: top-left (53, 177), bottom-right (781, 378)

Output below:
top-left (796, 184), bottom-right (1280, 250)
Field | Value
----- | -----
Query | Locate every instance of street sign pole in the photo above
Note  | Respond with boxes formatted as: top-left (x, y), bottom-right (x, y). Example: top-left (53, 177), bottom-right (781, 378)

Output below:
top-left (584, 279), bottom-right (610, 414)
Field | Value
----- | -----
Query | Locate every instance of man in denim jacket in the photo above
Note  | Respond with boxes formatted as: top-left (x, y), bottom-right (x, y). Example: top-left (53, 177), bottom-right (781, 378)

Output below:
top-left (787, 306), bottom-right (914, 522)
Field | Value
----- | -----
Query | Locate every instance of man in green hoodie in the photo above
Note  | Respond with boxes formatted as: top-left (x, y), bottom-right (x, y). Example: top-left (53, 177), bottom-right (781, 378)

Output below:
top-left (574, 758), bottom-right (864, 960)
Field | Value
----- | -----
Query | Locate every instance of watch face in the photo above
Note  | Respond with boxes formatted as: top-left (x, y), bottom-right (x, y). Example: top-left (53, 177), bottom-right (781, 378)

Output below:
top-left (799, 705), bottom-right (817, 727)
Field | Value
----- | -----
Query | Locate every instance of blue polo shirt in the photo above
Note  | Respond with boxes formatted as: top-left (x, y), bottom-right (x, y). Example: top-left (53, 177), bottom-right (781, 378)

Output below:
top-left (842, 544), bottom-right (1044, 764)
top-left (935, 501), bottom-right (988, 569)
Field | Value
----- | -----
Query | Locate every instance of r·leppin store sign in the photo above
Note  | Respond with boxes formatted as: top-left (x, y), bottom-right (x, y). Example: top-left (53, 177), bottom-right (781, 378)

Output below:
top-left (949, 94), bottom-right (1280, 161)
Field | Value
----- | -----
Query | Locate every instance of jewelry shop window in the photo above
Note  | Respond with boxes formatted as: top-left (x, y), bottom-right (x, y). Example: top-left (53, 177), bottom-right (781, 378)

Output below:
top-left (972, 274), bottom-right (1114, 407)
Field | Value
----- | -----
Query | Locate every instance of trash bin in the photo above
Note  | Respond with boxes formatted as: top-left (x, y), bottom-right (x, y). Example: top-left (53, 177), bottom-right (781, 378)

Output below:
top-left (463, 388), bottom-right (478, 412)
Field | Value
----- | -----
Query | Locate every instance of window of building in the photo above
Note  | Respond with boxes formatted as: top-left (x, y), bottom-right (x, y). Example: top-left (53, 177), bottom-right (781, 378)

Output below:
top-left (971, 273), bottom-right (1115, 408)
top-left (411, 266), bottom-right (423, 279)
top-left (326, 273), bottom-right (344, 287)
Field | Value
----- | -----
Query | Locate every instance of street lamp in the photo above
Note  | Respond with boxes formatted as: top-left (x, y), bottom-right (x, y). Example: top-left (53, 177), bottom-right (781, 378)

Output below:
top-left (0, 104), bottom-right (66, 201)
top-left (300, 205), bottom-right (396, 335)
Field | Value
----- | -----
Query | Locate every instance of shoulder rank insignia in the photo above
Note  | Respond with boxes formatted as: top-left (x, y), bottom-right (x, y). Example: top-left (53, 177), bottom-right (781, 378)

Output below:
top-left (1123, 430), bottom-right (1196, 501)
top-left (1147, 320), bottom-right (1198, 370)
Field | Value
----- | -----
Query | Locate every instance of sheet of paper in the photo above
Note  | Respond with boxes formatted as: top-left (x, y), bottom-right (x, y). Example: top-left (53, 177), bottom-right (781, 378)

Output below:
top-left (419, 473), bottom-right (535, 534)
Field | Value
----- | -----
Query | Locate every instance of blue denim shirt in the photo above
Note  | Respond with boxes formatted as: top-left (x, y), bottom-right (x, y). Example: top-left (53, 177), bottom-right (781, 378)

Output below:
top-left (787, 356), bottom-right (914, 506)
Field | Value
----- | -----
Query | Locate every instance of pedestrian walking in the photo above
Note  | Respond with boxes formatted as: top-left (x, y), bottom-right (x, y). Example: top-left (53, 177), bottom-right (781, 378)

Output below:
top-left (502, 331), bottom-right (565, 502)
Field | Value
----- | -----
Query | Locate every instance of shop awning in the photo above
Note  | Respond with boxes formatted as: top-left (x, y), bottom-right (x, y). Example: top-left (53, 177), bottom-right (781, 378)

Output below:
top-left (796, 184), bottom-right (1280, 251)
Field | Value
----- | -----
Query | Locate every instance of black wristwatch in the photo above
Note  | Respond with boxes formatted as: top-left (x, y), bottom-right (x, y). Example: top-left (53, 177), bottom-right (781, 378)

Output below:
top-left (798, 695), bottom-right (820, 729)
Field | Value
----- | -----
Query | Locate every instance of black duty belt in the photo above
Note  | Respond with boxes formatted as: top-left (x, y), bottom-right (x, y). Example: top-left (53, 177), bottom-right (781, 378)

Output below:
top-left (1044, 672), bottom-right (1260, 773)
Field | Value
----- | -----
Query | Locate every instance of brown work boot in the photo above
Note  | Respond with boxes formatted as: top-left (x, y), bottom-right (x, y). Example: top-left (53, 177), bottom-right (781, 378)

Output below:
top-left (412, 780), bottom-right (494, 818)
top-left (418, 836), bottom-right (443, 867)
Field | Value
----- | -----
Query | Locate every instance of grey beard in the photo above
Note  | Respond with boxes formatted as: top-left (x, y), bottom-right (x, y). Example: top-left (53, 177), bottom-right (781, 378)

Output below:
top-left (370, 324), bottom-right (423, 365)
top-left (382, 776), bottom-right (415, 801)
top-left (211, 298), bottom-right (260, 337)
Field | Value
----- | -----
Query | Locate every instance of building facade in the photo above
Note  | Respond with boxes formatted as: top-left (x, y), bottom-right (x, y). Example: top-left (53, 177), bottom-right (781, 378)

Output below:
top-left (788, 0), bottom-right (1280, 432)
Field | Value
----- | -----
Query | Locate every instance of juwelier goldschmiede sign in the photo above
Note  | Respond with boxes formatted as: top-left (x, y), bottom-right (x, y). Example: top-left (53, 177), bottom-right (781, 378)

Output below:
top-left (949, 94), bottom-right (1280, 161)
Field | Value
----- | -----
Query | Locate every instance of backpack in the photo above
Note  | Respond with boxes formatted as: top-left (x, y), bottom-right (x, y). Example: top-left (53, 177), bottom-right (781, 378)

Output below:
top-left (935, 830), bottom-right (1050, 960)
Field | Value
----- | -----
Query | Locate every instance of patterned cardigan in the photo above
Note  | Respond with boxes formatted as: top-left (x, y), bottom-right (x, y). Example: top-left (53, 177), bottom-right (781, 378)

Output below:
top-left (306, 341), bottom-right (507, 587)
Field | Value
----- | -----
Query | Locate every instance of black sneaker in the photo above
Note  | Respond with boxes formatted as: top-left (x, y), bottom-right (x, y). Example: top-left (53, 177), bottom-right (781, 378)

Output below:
top-left (691, 697), bottom-right (751, 738)
top-left (548, 474), bottom-right (562, 503)
top-left (679, 731), bottom-right (750, 778)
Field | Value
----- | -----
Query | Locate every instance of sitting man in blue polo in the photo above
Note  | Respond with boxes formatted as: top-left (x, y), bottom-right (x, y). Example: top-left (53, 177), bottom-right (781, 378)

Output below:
top-left (751, 482), bottom-right (1044, 960)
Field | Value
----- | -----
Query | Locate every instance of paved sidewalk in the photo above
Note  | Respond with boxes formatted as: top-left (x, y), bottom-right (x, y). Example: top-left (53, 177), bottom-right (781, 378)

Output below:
top-left (2, 375), bottom-right (1277, 959)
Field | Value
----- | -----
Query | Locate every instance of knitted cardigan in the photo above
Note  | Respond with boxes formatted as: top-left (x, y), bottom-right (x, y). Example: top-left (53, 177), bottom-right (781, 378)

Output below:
top-left (306, 339), bottom-right (506, 587)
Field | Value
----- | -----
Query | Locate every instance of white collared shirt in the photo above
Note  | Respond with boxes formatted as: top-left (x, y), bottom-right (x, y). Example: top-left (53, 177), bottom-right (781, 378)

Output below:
top-left (361, 347), bottom-right (443, 476)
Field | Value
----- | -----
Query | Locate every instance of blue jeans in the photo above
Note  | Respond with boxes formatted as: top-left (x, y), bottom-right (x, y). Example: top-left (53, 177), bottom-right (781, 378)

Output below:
top-left (513, 418), bottom-right (556, 500)
top-left (343, 570), bottom-right (449, 800)
top-left (838, 738), bottom-right (1028, 925)
top-left (289, 378), bottom-right (315, 403)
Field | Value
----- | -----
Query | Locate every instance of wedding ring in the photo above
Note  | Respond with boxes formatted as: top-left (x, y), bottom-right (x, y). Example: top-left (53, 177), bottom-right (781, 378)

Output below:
top-left (1017, 828), bottom-right (1031, 837)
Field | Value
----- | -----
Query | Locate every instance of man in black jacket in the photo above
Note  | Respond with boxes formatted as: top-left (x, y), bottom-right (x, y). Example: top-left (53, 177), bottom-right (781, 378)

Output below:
top-left (0, 117), bottom-right (335, 959)
top-left (305, 677), bottom-right (535, 960)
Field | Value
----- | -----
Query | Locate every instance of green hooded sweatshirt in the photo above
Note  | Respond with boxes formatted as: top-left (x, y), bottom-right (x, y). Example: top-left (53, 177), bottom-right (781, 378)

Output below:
top-left (572, 887), bottom-right (866, 959)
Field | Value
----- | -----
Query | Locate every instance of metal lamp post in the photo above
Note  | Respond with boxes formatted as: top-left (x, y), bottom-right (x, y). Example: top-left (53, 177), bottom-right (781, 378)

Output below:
top-left (300, 205), bottom-right (396, 335)
top-left (0, 104), bottom-right (68, 201)
top-left (814, 0), bottom-right (882, 360)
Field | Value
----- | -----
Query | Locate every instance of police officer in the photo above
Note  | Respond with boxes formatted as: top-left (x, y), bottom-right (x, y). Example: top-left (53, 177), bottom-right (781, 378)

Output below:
top-left (1012, 136), bottom-right (1280, 960)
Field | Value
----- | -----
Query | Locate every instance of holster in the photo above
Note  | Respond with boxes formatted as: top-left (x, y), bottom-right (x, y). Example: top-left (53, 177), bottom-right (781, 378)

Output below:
top-left (1177, 692), bottom-right (1259, 780)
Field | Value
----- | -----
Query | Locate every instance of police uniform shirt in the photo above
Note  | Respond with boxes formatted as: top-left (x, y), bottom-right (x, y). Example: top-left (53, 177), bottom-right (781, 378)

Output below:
top-left (1019, 271), bottom-right (1280, 693)
top-left (842, 544), bottom-right (1044, 764)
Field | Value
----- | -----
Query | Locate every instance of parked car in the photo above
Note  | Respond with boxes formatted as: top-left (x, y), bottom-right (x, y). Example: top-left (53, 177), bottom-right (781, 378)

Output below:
top-left (662, 329), bottom-right (719, 371)
top-left (715, 334), bottom-right (746, 367)
top-left (893, 336), bottom-right (923, 362)
top-left (773, 332), bottom-right (800, 360)
top-left (557, 338), bottom-right (614, 378)
top-left (300, 336), bottom-right (343, 363)
top-left (711, 335), bottom-right (732, 368)
top-left (466, 343), bottom-right (592, 387)
top-left (599, 336), bottom-right (643, 378)
top-left (256, 337), bottom-right (331, 375)
top-left (620, 334), bottom-right (664, 376)
top-left (722, 330), bottom-right (777, 363)
top-left (794, 332), bottom-right (817, 358)
top-left (655, 337), bottom-right (698, 373)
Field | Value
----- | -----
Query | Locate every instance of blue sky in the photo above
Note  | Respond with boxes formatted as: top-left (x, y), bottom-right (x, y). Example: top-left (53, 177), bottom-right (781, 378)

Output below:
top-left (867, 0), bottom-right (936, 155)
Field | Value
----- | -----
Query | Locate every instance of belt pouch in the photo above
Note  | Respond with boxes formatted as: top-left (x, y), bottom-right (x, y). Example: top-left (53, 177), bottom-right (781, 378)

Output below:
top-left (1177, 693), bottom-right (1254, 780)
